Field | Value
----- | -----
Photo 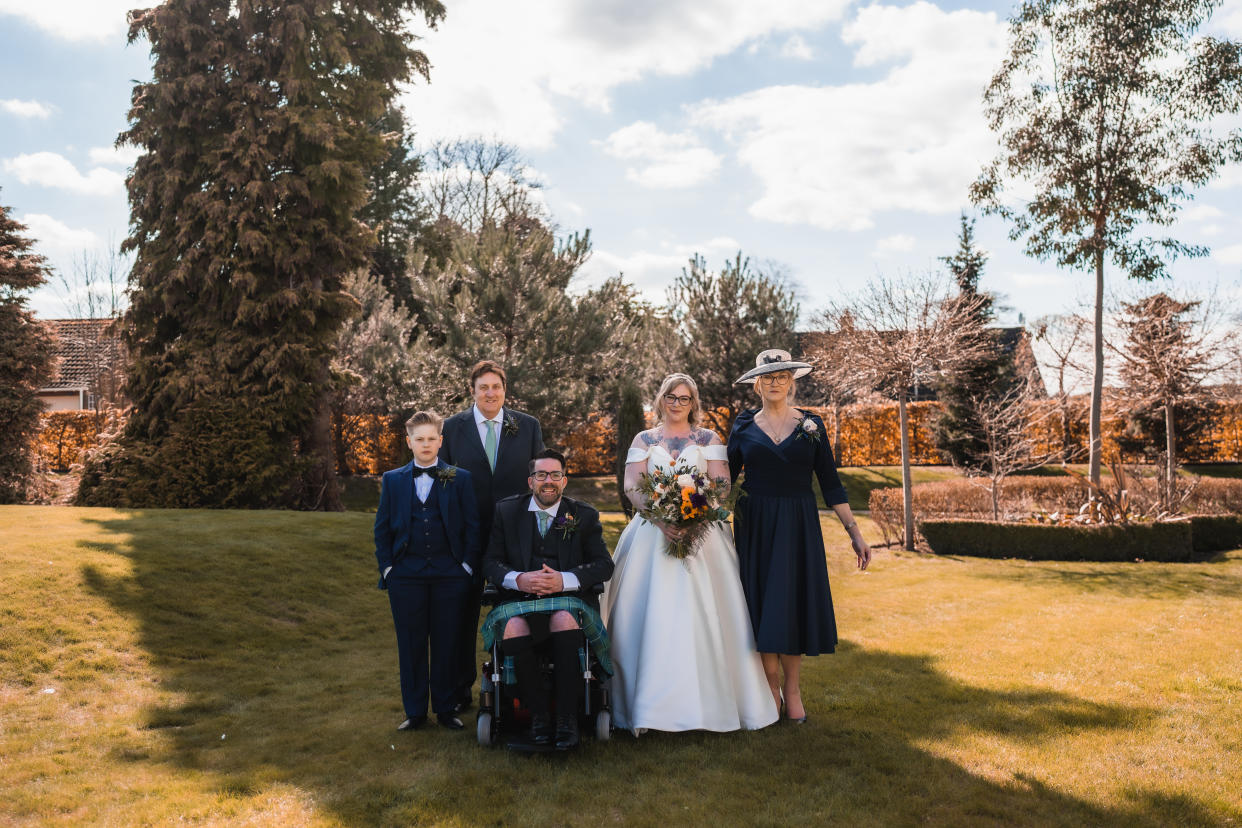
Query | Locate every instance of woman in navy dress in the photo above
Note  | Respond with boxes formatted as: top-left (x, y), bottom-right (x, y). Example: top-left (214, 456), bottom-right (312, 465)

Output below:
top-left (728, 349), bottom-right (871, 723)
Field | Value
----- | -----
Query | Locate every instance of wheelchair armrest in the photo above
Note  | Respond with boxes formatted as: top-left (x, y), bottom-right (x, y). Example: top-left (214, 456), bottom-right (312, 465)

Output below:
top-left (481, 582), bottom-right (503, 606)
top-left (589, 582), bottom-right (605, 595)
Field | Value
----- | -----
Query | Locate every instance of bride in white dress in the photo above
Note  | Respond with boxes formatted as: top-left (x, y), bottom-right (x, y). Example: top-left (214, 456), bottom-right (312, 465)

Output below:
top-left (601, 373), bottom-right (778, 733)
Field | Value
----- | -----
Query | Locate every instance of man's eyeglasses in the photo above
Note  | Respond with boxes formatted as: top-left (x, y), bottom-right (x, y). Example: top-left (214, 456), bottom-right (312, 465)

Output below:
top-left (532, 470), bottom-right (566, 482)
top-left (663, 394), bottom-right (693, 406)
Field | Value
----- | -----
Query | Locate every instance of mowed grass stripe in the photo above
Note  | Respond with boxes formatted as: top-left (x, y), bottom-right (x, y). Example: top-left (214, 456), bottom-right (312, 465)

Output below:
top-left (1, 505), bottom-right (1240, 826)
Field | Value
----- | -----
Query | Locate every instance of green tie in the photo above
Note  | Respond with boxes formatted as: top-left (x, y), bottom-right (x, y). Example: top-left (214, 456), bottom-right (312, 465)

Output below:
top-left (484, 419), bottom-right (498, 471)
top-left (537, 511), bottom-right (550, 537)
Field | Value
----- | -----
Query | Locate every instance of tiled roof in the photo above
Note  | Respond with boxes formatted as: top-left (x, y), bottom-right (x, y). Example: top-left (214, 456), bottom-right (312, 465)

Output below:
top-left (42, 318), bottom-right (122, 391)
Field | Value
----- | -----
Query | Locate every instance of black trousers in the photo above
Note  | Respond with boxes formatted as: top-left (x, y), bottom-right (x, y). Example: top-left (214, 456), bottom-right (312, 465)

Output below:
top-left (387, 571), bottom-right (471, 717)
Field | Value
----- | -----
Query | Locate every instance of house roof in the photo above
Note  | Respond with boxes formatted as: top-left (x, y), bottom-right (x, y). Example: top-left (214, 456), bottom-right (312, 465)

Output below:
top-left (41, 318), bottom-right (122, 391)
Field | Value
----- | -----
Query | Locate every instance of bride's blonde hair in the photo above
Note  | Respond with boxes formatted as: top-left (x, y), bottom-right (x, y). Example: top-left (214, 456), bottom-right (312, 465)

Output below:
top-left (653, 373), bottom-right (702, 427)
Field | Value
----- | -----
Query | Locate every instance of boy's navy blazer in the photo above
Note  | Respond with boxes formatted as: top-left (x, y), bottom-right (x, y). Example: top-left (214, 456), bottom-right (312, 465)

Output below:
top-left (373, 460), bottom-right (481, 589)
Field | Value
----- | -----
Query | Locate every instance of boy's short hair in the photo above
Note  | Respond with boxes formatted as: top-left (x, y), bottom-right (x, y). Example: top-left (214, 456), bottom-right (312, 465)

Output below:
top-left (470, 360), bottom-right (507, 390)
top-left (528, 447), bottom-right (566, 475)
top-left (405, 410), bottom-right (443, 437)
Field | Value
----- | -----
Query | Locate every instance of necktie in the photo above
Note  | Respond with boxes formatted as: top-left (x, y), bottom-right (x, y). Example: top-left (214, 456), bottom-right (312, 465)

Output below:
top-left (484, 419), bottom-right (498, 470)
top-left (537, 511), bottom-right (550, 537)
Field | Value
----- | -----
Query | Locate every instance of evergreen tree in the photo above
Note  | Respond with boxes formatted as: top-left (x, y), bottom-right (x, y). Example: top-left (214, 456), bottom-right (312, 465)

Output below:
top-left (670, 253), bottom-right (799, 433)
top-left (359, 103), bottom-right (427, 311)
top-left (0, 198), bottom-right (57, 503)
top-left (931, 214), bottom-right (1022, 470)
top-left (78, 0), bottom-right (444, 509)
top-left (614, 379), bottom-right (645, 518)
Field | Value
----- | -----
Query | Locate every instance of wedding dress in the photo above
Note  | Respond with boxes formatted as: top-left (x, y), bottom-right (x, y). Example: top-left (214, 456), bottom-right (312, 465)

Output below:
top-left (601, 440), bottom-right (778, 733)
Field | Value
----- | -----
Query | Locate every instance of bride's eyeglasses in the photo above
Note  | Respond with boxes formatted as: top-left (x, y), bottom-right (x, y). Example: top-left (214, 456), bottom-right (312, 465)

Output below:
top-left (531, 470), bottom-right (566, 481)
top-left (663, 394), bottom-right (693, 406)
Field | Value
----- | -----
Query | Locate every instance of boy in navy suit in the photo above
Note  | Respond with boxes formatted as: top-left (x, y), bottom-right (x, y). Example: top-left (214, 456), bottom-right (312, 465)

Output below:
top-left (375, 411), bottom-right (481, 731)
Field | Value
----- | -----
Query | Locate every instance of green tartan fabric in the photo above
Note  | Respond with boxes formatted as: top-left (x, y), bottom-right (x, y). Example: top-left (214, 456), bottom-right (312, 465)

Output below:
top-left (481, 596), bottom-right (613, 681)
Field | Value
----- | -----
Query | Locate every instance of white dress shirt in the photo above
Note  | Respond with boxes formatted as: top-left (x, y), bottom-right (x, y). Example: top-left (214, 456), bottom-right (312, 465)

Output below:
top-left (501, 497), bottom-right (581, 592)
top-left (473, 404), bottom-right (506, 449)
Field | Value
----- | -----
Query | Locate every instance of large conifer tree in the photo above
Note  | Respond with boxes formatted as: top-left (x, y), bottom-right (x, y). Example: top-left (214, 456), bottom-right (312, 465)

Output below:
top-left (78, 0), bottom-right (443, 509)
top-left (0, 197), bottom-right (56, 504)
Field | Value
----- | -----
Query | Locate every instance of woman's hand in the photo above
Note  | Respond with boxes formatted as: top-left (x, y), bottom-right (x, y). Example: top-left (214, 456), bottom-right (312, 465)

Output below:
top-left (851, 531), bottom-right (872, 571)
top-left (657, 522), bottom-right (685, 544)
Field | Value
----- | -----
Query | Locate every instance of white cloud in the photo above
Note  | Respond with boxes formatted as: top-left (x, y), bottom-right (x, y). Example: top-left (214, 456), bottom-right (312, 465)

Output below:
top-left (1182, 204), bottom-right (1225, 222)
top-left (1213, 244), bottom-right (1242, 265)
top-left (1, 98), bottom-right (52, 119)
top-left (598, 122), bottom-right (722, 189)
top-left (2, 152), bottom-right (125, 196)
top-left (400, 0), bottom-right (849, 149)
top-left (0, 0), bottom-right (133, 42)
top-left (87, 145), bottom-right (142, 168)
top-left (18, 213), bottom-right (100, 257)
top-left (580, 236), bottom-right (742, 296)
top-left (874, 234), bottom-right (916, 256)
top-left (779, 35), bottom-right (815, 60)
top-left (691, 2), bottom-right (1006, 231)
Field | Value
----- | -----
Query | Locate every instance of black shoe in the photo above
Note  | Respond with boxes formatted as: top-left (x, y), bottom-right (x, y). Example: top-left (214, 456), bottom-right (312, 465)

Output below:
top-left (530, 713), bottom-right (554, 746)
top-left (436, 713), bottom-right (465, 731)
top-left (554, 714), bottom-right (579, 750)
top-left (453, 695), bottom-right (473, 714)
top-left (397, 716), bottom-right (427, 731)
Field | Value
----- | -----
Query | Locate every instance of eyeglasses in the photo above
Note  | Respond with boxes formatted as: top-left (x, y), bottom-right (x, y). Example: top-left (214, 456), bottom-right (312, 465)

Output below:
top-left (663, 394), bottom-right (693, 406)
top-left (758, 373), bottom-right (793, 386)
top-left (531, 471), bottom-right (566, 482)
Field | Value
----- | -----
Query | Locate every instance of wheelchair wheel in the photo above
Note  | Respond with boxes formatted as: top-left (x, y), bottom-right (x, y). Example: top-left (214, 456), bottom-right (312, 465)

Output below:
top-left (594, 709), bottom-right (611, 742)
top-left (477, 711), bottom-right (495, 747)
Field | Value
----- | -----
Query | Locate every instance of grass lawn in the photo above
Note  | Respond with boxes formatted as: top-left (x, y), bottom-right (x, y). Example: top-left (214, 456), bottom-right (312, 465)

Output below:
top-left (3, 505), bottom-right (1240, 826)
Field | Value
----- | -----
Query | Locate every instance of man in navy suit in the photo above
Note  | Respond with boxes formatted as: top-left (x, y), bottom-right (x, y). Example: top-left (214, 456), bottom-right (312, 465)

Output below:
top-left (439, 360), bottom-right (544, 711)
top-left (375, 410), bottom-right (481, 732)
top-left (484, 448), bottom-right (613, 749)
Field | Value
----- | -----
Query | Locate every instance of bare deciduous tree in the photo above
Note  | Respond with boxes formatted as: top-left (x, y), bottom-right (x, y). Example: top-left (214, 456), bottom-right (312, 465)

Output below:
top-left (1111, 290), bottom-right (1236, 512)
top-left (819, 272), bottom-right (990, 550)
top-left (1032, 312), bottom-right (1091, 463)
top-left (421, 139), bottom-right (544, 232)
top-left (966, 378), bottom-right (1056, 520)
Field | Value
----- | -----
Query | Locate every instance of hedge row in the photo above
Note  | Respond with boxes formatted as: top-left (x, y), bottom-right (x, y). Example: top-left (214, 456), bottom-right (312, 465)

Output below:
top-left (918, 517), bottom-right (1242, 561)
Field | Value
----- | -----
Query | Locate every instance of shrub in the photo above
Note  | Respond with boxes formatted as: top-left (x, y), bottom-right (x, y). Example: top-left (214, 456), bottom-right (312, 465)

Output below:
top-left (918, 520), bottom-right (1195, 562)
top-left (1188, 516), bottom-right (1242, 554)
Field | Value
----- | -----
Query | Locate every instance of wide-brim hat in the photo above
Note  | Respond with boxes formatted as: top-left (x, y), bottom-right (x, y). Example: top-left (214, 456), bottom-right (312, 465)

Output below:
top-left (734, 349), bottom-right (813, 385)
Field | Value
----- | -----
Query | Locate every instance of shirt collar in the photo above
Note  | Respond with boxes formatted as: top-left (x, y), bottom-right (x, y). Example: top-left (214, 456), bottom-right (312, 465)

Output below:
top-left (527, 496), bottom-right (561, 517)
top-left (473, 405), bottom-right (505, 426)
top-left (414, 461), bottom-right (438, 470)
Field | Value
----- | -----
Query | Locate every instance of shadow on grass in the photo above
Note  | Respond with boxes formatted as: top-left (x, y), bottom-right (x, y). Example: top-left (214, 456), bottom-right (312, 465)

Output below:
top-left (967, 554), bottom-right (1242, 600)
top-left (79, 510), bottom-right (1232, 826)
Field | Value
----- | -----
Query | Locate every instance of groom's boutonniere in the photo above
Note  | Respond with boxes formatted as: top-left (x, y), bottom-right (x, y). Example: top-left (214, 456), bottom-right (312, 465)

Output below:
top-left (436, 466), bottom-right (458, 484)
top-left (502, 414), bottom-right (519, 437)
top-left (554, 512), bottom-right (578, 540)
top-left (795, 415), bottom-right (822, 444)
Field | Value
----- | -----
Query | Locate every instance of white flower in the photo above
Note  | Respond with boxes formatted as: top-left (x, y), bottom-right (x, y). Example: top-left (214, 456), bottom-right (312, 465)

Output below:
top-left (802, 419), bottom-right (818, 433)
top-left (677, 474), bottom-right (695, 489)
top-left (654, 484), bottom-right (667, 496)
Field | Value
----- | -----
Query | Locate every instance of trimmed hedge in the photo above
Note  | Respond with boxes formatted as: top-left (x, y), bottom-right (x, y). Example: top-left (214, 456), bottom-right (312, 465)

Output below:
top-left (1188, 516), bottom-right (1242, 554)
top-left (918, 520), bottom-right (1196, 562)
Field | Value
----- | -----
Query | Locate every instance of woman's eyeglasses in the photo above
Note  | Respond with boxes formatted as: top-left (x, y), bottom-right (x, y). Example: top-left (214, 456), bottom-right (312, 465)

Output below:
top-left (531, 471), bottom-right (566, 481)
top-left (758, 373), bottom-right (793, 386)
top-left (663, 394), bottom-right (693, 406)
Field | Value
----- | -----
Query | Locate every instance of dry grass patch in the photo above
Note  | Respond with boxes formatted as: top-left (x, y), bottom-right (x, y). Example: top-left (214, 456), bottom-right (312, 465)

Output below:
top-left (1, 505), bottom-right (1239, 826)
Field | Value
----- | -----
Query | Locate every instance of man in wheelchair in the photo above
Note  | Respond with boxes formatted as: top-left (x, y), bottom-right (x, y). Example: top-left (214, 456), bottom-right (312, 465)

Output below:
top-left (482, 448), bottom-right (614, 749)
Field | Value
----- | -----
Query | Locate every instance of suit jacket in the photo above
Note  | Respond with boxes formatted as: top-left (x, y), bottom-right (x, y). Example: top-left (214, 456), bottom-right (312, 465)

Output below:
top-left (483, 494), bottom-right (614, 612)
top-left (373, 460), bottom-right (481, 589)
top-left (438, 408), bottom-right (544, 530)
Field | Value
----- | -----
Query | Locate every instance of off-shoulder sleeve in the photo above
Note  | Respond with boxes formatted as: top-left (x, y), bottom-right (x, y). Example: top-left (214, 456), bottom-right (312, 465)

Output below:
top-left (702, 445), bottom-right (728, 462)
top-left (625, 447), bottom-right (651, 464)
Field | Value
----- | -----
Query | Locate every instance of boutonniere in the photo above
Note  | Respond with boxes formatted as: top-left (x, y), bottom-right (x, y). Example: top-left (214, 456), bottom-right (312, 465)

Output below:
top-left (554, 512), bottom-right (579, 539)
top-left (794, 416), bottom-right (822, 444)
top-left (436, 466), bottom-right (457, 484)
top-left (502, 414), bottom-right (519, 437)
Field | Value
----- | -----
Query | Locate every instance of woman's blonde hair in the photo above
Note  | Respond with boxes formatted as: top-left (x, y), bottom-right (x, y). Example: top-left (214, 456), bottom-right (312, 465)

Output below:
top-left (653, 373), bottom-right (702, 427)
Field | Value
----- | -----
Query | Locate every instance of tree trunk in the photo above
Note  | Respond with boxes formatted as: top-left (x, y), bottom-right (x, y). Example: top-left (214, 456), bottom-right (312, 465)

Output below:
top-left (1059, 395), bottom-right (1073, 464)
top-left (899, 392), bottom-right (914, 551)
top-left (1088, 247), bottom-right (1105, 494)
top-left (1165, 400), bottom-right (1177, 513)
top-left (992, 474), bottom-right (1000, 521)
top-left (832, 400), bottom-right (843, 463)
top-left (305, 372), bottom-right (343, 512)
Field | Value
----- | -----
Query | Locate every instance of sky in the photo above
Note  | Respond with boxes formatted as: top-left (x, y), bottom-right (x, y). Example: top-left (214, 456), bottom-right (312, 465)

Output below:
top-left (3, 0), bottom-right (1242, 332)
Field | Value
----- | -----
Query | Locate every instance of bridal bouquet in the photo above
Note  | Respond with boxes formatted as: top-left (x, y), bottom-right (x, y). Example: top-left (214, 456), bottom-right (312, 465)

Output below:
top-left (635, 464), bottom-right (732, 559)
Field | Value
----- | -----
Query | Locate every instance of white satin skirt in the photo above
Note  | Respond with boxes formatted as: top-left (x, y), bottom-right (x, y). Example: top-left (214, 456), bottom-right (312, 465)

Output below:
top-left (601, 517), bottom-right (779, 732)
